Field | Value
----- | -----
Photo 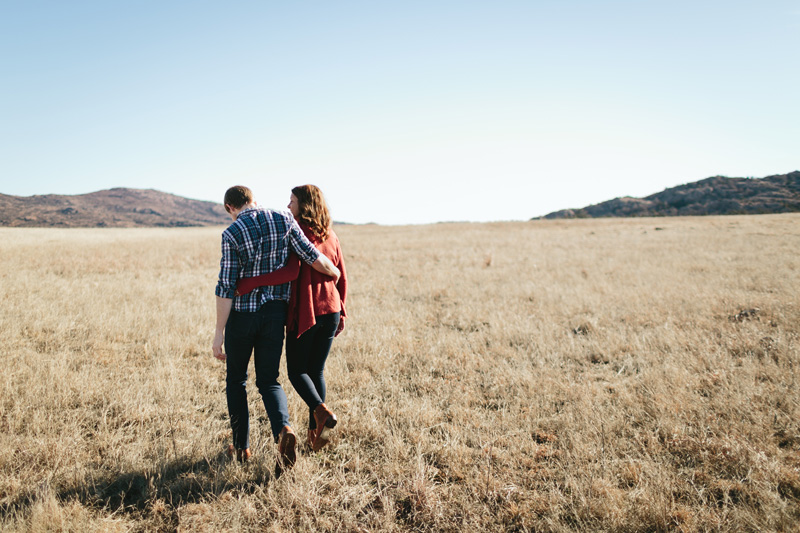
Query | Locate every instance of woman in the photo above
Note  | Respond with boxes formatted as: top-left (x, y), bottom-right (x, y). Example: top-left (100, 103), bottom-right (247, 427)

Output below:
top-left (237, 185), bottom-right (347, 452)
top-left (285, 185), bottom-right (347, 451)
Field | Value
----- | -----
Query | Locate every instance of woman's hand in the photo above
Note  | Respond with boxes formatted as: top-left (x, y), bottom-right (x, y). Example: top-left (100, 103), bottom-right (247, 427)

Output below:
top-left (335, 317), bottom-right (345, 337)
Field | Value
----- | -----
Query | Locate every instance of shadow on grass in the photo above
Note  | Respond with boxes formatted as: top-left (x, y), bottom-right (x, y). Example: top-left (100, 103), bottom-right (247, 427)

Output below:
top-left (1, 450), bottom-right (275, 521)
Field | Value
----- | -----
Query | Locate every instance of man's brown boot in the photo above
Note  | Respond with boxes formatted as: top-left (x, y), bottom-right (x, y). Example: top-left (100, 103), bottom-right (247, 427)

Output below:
top-left (275, 426), bottom-right (296, 478)
top-left (227, 444), bottom-right (251, 462)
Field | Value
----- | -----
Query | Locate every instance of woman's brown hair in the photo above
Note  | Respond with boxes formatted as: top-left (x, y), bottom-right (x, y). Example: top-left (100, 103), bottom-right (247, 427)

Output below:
top-left (291, 184), bottom-right (331, 241)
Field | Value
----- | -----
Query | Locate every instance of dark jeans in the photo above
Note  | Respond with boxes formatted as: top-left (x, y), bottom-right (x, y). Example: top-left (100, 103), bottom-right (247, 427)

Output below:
top-left (286, 312), bottom-right (340, 430)
top-left (225, 300), bottom-right (289, 449)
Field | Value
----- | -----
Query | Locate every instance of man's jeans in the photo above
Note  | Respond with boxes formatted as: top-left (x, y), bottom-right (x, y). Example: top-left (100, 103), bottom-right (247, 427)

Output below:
top-left (225, 300), bottom-right (289, 449)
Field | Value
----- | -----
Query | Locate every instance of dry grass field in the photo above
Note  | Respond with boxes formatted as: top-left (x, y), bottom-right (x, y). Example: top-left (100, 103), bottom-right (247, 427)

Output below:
top-left (1, 214), bottom-right (799, 532)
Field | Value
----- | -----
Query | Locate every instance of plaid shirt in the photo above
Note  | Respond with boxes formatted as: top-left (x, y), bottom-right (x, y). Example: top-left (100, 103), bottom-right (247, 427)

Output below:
top-left (215, 207), bottom-right (320, 312)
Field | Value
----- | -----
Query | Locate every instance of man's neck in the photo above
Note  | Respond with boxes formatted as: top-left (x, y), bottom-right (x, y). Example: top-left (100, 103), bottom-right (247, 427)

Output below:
top-left (231, 202), bottom-right (257, 219)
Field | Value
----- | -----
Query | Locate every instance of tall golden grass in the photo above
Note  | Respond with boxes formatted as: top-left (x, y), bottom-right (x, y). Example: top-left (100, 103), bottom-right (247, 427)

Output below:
top-left (1, 215), bottom-right (798, 532)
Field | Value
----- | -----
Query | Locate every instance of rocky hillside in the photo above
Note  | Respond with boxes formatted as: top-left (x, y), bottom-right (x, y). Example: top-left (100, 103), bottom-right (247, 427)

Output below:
top-left (0, 188), bottom-right (230, 228)
top-left (539, 171), bottom-right (800, 219)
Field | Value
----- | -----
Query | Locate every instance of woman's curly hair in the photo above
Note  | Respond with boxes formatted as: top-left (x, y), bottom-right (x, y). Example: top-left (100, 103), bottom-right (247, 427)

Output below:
top-left (291, 184), bottom-right (331, 241)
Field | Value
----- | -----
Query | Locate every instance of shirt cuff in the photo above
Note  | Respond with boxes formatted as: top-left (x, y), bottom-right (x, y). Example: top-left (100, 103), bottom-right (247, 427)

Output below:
top-left (215, 284), bottom-right (236, 299)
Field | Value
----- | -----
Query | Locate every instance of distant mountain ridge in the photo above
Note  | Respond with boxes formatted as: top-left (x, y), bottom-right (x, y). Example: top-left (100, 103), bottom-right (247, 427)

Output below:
top-left (539, 171), bottom-right (800, 219)
top-left (0, 188), bottom-right (230, 228)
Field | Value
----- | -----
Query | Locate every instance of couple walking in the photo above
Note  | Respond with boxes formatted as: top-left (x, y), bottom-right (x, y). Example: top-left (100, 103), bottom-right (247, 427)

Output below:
top-left (212, 184), bottom-right (347, 475)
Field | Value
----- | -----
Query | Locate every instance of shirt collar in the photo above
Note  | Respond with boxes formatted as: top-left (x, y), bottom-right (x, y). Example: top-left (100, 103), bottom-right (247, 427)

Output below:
top-left (236, 206), bottom-right (259, 219)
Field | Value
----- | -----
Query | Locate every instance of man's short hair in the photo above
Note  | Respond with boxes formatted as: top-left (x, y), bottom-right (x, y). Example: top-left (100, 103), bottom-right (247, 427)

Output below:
top-left (224, 186), bottom-right (253, 210)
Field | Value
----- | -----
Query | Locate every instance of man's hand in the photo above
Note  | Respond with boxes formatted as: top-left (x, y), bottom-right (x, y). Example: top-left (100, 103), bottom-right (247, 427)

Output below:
top-left (311, 254), bottom-right (340, 283)
top-left (213, 331), bottom-right (226, 361)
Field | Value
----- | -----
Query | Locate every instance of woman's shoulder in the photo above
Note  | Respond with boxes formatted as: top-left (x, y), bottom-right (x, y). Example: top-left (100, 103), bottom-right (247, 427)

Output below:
top-left (322, 228), bottom-right (342, 252)
top-left (298, 222), bottom-right (320, 243)
top-left (297, 222), bottom-right (341, 251)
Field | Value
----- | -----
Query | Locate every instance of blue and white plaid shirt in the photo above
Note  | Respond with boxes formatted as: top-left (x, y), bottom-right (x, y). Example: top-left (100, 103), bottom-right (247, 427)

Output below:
top-left (215, 207), bottom-right (321, 312)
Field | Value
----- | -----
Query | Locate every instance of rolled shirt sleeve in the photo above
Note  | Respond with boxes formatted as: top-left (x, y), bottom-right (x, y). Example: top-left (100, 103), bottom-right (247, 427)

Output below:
top-left (287, 219), bottom-right (321, 265)
top-left (215, 233), bottom-right (239, 298)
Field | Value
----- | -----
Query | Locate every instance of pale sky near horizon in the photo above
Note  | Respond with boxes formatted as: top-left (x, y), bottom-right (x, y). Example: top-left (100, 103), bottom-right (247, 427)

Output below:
top-left (1, 1), bottom-right (798, 225)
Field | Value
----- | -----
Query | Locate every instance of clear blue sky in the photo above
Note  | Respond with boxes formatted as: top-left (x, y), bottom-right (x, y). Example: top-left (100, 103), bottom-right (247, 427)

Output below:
top-left (1, 1), bottom-right (798, 224)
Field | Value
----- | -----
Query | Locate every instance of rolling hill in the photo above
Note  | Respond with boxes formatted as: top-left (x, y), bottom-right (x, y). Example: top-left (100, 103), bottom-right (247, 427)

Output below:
top-left (0, 188), bottom-right (230, 228)
top-left (539, 171), bottom-right (800, 219)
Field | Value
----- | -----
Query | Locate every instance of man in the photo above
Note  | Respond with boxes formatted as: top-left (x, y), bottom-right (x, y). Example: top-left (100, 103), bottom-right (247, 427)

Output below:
top-left (212, 185), bottom-right (340, 475)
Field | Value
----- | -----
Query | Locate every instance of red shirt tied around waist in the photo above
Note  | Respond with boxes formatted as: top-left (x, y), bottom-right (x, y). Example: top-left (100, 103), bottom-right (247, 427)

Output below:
top-left (235, 222), bottom-right (347, 338)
